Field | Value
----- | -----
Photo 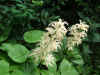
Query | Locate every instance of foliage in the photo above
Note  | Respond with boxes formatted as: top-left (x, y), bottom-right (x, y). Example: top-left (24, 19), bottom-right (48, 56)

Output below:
top-left (24, 30), bottom-right (44, 43)
top-left (59, 59), bottom-right (79, 75)
top-left (0, 43), bottom-right (29, 63)
top-left (0, 0), bottom-right (99, 75)
top-left (0, 60), bottom-right (9, 75)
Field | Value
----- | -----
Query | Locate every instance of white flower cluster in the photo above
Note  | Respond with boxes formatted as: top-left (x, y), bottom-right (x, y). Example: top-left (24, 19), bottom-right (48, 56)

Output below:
top-left (67, 20), bottom-right (89, 50)
top-left (31, 19), bottom-right (68, 66)
top-left (30, 19), bottom-right (89, 66)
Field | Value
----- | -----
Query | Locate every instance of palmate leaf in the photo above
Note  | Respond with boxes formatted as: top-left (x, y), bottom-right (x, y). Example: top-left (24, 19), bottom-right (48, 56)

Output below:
top-left (59, 59), bottom-right (79, 75)
top-left (24, 30), bottom-right (44, 43)
top-left (0, 43), bottom-right (29, 63)
top-left (0, 60), bottom-right (9, 75)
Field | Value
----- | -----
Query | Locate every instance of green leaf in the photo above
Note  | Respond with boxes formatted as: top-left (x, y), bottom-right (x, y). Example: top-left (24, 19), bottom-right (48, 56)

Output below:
top-left (0, 26), bottom-right (12, 42)
top-left (0, 43), bottom-right (29, 63)
top-left (41, 69), bottom-right (56, 75)
top-left (93, 33), bottom-right (100, 42)
top-left (56, 71), bottom-right (60, 75)
top-left (32, 67), bottom-right (40, 75)
top-left (41, 70), bottom-right (49, 75)
top-left (24, 30), bottom-right (44, 43)
top-left (32, 1), bottom-right (44, 6)
top-left (71, 49), bottom-right (84, 65)
top-left (0, 51), bottom-right (9, 61)
top-left (10, 63), bottom-right (33, 75)
top-left (94, 23), bottom-right (100, 28)
top-left (0, 60), bottom-right (9, 75)
top-left (66, 48), bottom-right (84, 74)
top-left (11, 70), bottom-right (24, 75)
top-left (48, 62), bottom-right (57, 75)
top-left (10, 65), bottom-right (22, 72)
top-left (59, 59), bottom-right (79, 75)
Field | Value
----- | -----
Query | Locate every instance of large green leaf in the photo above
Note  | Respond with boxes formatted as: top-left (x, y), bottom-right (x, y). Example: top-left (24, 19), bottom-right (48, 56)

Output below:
top-left (24, 30), bottom-right (44, 43)
top-left (0, 43), bottom-right (29, 63)
top-left (59, 59), bottom-right (79, 75)
top-left (0, 60), bottom-right (9, 75)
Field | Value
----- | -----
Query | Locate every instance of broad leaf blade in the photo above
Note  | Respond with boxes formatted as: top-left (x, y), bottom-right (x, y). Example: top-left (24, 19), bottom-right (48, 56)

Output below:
top-left (0, 60), bottom-right (9, 75)
top-left (0, 43), bottom-right (29, 63)
top-left (59, 59), bottom-right (79, 75)
top-left (24, 30), bottom-right (44, 43)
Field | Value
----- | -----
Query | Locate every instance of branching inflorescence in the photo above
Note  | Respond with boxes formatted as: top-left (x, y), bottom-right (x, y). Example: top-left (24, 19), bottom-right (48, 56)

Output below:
top-left (30, 19), bottom-right (89, 67)
top-left (67, 20), bottom-right (89, 50)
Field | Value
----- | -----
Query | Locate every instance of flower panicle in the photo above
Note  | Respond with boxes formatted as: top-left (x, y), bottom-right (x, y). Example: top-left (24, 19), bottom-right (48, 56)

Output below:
top-left (30, 19), bottom-right (68, 66)
top-left (67, 20), bottom-right (89, 50)
top-left (30, 19), bottom-right (89, 66)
